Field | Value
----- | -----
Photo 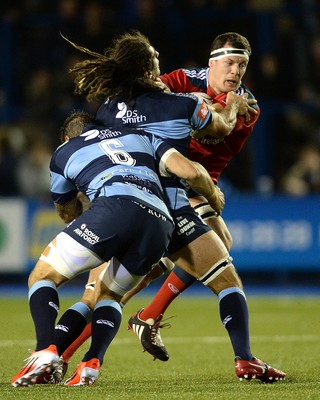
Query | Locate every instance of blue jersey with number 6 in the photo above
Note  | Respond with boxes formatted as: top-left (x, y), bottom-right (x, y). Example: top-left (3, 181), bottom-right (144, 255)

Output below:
top-left (50, 125), bottom-right (174, 222)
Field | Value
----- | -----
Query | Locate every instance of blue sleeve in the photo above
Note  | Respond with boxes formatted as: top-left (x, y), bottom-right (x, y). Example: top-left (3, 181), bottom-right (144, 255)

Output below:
top-left (188, 93), bottom-right (213, 130)
top-left (50, 170), bottom-right (78, 204)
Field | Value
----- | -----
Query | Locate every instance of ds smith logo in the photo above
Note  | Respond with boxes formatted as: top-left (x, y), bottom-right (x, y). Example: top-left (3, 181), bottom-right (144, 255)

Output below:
top-left (115, 102), bottom-right (147, 124)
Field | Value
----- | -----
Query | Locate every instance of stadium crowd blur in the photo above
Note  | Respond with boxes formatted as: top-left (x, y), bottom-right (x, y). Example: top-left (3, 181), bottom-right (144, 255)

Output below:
top-left (1, 0), bottom-right (320, 202)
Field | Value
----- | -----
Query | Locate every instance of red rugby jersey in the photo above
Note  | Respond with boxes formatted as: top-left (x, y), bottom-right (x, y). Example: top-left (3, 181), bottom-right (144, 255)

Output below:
top-left (161, 68), bottom-right (260, 183)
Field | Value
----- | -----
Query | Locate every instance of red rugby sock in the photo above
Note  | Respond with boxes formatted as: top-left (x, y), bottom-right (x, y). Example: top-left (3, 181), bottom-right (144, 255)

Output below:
top-left (62, 322), bottom-right (92, 362)
top-left (140, 271), bottom-right (188, 321)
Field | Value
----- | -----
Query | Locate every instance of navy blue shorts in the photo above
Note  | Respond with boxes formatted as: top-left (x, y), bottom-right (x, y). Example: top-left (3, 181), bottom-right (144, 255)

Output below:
top-left (64, 196), bottom-right (174, 276)
top-left (165, 205), bottom-right (211, 255)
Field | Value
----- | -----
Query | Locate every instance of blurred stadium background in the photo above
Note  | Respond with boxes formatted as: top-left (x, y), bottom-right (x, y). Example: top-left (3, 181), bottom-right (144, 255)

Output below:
top-left (0, 0), bottom-right (320, 293)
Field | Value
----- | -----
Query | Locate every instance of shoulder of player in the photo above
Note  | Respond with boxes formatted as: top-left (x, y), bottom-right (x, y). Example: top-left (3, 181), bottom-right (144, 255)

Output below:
top-left (51, 135), bottom-right (86, 165)
top-left (52, 140), bottom-right (70, 161)
top-left (148, 91), bottom-right (199, 105)
top-left (161, 67), bottom-right (206, 78)
top-left (166, 92), bottom-right (206, 111)
top-left (182, 66), bottom-right (208, 77)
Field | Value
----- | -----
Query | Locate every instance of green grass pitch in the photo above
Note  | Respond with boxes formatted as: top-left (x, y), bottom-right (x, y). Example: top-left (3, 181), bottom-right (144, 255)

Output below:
top-left (0, 291), bottom-right (319, 400)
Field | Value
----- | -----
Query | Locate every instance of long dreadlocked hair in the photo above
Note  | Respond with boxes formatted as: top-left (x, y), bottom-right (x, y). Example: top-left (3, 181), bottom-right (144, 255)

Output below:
top-left (62, 31), bottom-right (162, 104)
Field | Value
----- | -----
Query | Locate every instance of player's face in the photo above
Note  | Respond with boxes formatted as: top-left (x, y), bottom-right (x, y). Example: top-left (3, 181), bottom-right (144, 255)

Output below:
top-left (149, 46), bottom-right (160, 78)
top-left (208, 48), bottom-right (248, 94)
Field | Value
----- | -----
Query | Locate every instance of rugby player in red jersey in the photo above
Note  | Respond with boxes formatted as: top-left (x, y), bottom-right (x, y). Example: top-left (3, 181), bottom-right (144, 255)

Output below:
top-left (126, 32), bottom-right (261, 350)
top-left (122, 32), bottom-right (259, 309)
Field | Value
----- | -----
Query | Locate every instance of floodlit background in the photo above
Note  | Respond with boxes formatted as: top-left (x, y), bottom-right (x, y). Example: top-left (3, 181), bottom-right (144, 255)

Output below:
top-left (0, 0), bottom-right (319, 291)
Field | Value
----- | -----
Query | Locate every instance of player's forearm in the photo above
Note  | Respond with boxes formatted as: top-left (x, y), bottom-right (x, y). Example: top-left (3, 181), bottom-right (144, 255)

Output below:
top-left (163, 152), bottom-right (224, 214)
top-left (193, 102), bottom-right (238, 139)
top-left (186, 163), bottom-right (225, 215)
top-left (212, 102), bottom-right (238, 136)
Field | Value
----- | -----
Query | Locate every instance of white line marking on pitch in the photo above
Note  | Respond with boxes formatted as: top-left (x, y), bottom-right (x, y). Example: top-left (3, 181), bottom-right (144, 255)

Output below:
top-left (1, 334), bottom-right (319, 347)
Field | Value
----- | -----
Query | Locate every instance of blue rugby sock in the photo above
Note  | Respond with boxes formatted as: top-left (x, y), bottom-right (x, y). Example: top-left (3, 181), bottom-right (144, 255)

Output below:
top-left (83, 300), bottom-right (122, 365)
top-left (28, 280), bottom-right (59, 350)
top-left (55, 302), bottom-right (91, 356)
top-left (218, 287), bottom-right (253, 360)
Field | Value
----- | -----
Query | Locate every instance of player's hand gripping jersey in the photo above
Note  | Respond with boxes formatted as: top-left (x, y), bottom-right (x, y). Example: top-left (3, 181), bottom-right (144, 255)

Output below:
top-left (160, 68), bottom-right (260, 184)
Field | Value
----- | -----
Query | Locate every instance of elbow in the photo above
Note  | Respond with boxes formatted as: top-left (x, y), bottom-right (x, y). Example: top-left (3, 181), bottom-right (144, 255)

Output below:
top-left (220, 125), bottom-right (233, 137)
top-left (211, 111), bottom-right (237, 137)
top-left (219, 117), bottom-right (236, 137)
top-left (214, 129), bottom-right (230, 138)
top-left (215, 118), bottom-right (236, 137)
top-left (205, 121), bottom-right (232, 138)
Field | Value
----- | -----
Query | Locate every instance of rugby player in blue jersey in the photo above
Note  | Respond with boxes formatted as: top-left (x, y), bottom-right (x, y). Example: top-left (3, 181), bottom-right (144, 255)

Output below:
top-left (57, 30), bottom-right (285, 384)
top-left (11, 111), bottom-right (224, 387)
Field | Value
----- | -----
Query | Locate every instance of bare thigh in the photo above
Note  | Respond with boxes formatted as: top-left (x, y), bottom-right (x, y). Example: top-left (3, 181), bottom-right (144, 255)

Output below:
top-left (169, 230), bottom-right (242, 295)
top-left (169, 230), bottom-right (228, 279)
